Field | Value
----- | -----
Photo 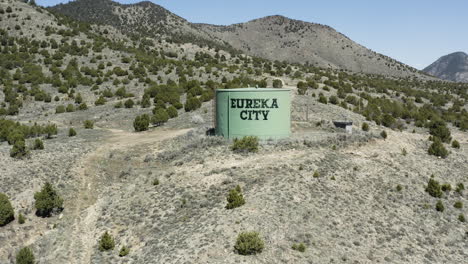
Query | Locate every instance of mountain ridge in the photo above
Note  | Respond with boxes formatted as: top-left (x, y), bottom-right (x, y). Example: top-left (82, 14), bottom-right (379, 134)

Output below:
top-left (423, 51), bottom-right (468, 83)
top-left (50, 0), bottom-right (424, 78)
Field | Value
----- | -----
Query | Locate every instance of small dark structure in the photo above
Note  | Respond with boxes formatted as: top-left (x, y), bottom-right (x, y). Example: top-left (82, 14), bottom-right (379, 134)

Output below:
top-left (333, 121), bottom-right (353, 134)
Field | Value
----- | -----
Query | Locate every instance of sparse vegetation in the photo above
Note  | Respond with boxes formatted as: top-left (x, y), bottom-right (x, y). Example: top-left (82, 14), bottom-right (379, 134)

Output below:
top-left (454, 201), bottom-right (463, 209)
top-left (83, 120), bottom-right (94, 129)
top-left (226, 185), bottom-right (246, 209)
top-left (34, 182), bottom-right (63, 217)
top-left (425, 178), bottom-right (442, 198)
top-left (361, 122), bottom-right (369, 131)
top-left (435, 200), bottom-right (444, 212)
top-left (231, 136), bottom-right (259, 153)
top-left (15, 247), bottom-right (35, 264)
top-left (33, 139), bottom-right (44, 150)
top-left (18, 213), bottom-right (25, 224)
top-left (234, 232), bottom-right (264, 255)
top-left (68, 128), bottom-right (77, 137)
top-left (133, 114), bottom-right (150, 132)
top-left (292, 243), bottom-right (306, 252)
top-left (428, 137), bottom-right (448, 158)
top-left (99, 231), bottom-right (115, 251)
top-left (380, 130), bottom-right (387, 139)
top-left (119, 246), bottom-right (130, 257)
top-left (451, 140), bottom-right (460, 149)
top-left (0, 193), bottom-right (15, 227)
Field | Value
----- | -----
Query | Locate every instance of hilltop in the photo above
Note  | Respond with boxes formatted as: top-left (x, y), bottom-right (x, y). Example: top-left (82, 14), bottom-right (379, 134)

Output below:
top-left (424, 52), bottom-right (468, 83)
top-left (51, 0), bottom-right (425, 78)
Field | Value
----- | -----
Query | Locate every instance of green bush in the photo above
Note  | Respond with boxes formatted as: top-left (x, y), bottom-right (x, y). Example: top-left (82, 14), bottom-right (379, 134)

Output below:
top-left (234, 232), bottom-right (264, 255)
top-left (18, 213), bottom-right (25, 224)
top-left (231, 136), bottom-right (259, 153)
top-left (459, 214), bottom-right (466, 222)
top-left (441, 183), bottom-right (451, 192)
top-left (83, 120), bottom-right (94, 129)
top-left (44, 124), bottom-right (58, 139)
top-left (425, 178), bottom-right (442, 198)
top-left (428, 137), bottom-right (448, 158)
top-left (119, 246), bottom-right (130, 257)
top-left (184, 96), bottom-right (201, 112)
top-left (33, 139), bottom-right (44, 150)
top-left (10, 140), bottom-right (28, 159)
top-left (166, 106), bottom-right (178, 118)
top-left (99, 231), bottom-right (115, 251)
top-left (66, 104), bottom-right (75, 112)
top-left (454, 201), bottom-right (463, 209)
top-left (16, 247), bottom-right (35, 264)
top-left (95, 96), bottom-right (106, 106)
top-left (226, 185), bottom-right (245, 209)
top-left (318, 95), bottom-right (328, 104)
top-left (68, 128), bottom-right (77, 137)
top-left (292, 243), bottom-right (306, 252)
top-left (272, 79), bottom-right (283, 88)
top-left (455, 183), bottom-right (465, 194)
top-left (329, 95), bottom-right (339, 105)
top-left (380, 130), bottom-right (387, 139)
top-left (451, 140), bottom-right (460, 149)
top-left (428, 120), bottom-right (451, 143)
top-left (55, 105), bottom-right (65, 114)
top-left (124, 99), bottom-right (134, 108)
top-left (78, 103), bottom-right (88, 111)
top-left (133, 114), bottom-right (150, 132)
top-left (0, 193), bottom-right (15, 226)
top-left (152, 109), bottom-right (169, 126)
top-left (34, 182), bottom-right (63, 217)
top-left (435, 200), bottom-right (444, 212)
top-left (362, 122), bottom-right (369, 132)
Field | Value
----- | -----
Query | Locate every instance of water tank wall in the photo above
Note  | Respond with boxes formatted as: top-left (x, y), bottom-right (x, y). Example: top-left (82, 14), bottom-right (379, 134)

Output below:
top-left (215, 88), bottom-right (291, 139)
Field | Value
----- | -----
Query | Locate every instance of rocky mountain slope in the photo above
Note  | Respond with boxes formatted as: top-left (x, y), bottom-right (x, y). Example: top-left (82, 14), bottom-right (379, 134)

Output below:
top-left (197, 15), bottom-right (421, 77)
top-left (50, 0), bottom-right (423, 78)
top-left (424, 52), bottom-right (468, 83)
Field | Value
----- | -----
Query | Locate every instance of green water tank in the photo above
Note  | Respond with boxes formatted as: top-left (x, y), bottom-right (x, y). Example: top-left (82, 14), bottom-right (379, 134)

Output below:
top-left (215, 88), bottom-right (291, 139)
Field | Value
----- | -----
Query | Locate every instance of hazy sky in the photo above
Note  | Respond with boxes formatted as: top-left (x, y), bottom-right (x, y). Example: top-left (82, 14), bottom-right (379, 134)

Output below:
top-left (37, 0), bottom-right (468, 70)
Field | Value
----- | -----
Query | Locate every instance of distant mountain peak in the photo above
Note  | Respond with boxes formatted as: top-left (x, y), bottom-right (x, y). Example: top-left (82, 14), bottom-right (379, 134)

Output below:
top-left (423, 52), bottom-right (468, 83)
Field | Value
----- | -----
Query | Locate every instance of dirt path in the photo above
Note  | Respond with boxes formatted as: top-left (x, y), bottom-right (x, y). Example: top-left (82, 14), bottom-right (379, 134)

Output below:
top-left (62, 127), bottom-right (190, 264)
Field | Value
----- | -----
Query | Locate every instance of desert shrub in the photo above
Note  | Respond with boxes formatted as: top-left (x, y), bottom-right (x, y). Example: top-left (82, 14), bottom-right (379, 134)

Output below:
top-left (381, 114), bottom-right (396, 128)
top-left (124, 99), bottom-right (134, 108)
top-left (401, 148), bottom-right (407, 156)
top-left (329, 95), bottom-right (339, 105)
top-left (272, 79), bottom-right (283, 88)
top-left (0, 193), bottom-right (15, 226)
top-left (451, 140), bottom-right (460, 149)
top-left (133, 114), bottom-right (150, 132)
top-left (441, 183), bottom-right (451, 192)
top-left (152, 109), bottom-right (169, 126)
top-left (231, 136), bottom-right (259, 153)
top-left (83, 120), bottom-right (94, 129)
top-left (152, 179), bottom-right (160, 186)
top-left (226, 185), bottom-right (245, 209)
top-left (455, 183), bottom-right (465, 194)
top-left (454, 201), bottom-right (463, 209)
top-left (428, 120), bottom-right (451, 143)
top-left (95, 96), bottom-right (106, 106)
top-left (428, 137), bottom-right (448, 158)
top-left (396, 184), bottom-right (403, 192)
top-left (10, 140), bottom-right (28, 159)
top-left (380, 130), bottom-right (387, 139)
top-left (119, 246), bottom-right (130, 257)
top-left (55, 105), bottom-right (65, 114)
top-left (16, 247), bottom-right (35, 264)
top-left (292, 243), bottom-right (306, 252)
top-left (99, 231), bottom-right (115, 251)
top-left (184, 96), bottom-right (201, 112)
top-left (18, 213), bottom-right (25, 224)
top-left (78, 103), bottom-right (88, 111)
top-left (166, 106), bottom-right (178, 118)
top-left (234, 232), bottom-right (264, 255)
top-left (318, 95), bottom-right (328, 104)
top-left (459, 214), bottom-right (466, 222)
top-left (68, 128), bottom-right (77, 137)
top-left (426, 178), bottom-right (442, 198)
top-left (66, 104), bottom-right (75, 112)
top-left (313, 171), bottom-right (319, 178)
top-left (33, 139), bottom-right (44, 150)
top-left (74, 93), bottom-right (83, 104)
top-left (114, 101), bottom-right (123, 108)
top-left (34, 182), bottom-right (63, 217)
top-left (435, 200), bottom-right (444, 212)
top-left (44, 124), bottom-right (58, 139)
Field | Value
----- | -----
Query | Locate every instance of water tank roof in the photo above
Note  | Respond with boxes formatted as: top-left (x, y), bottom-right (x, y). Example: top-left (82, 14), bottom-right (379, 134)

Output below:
top-left (216, 88), bottom-right (291, 92)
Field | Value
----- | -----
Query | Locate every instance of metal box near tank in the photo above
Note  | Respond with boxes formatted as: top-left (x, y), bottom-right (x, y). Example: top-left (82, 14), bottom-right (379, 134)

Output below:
top-left (215, 88), bottom-right (291, 139)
